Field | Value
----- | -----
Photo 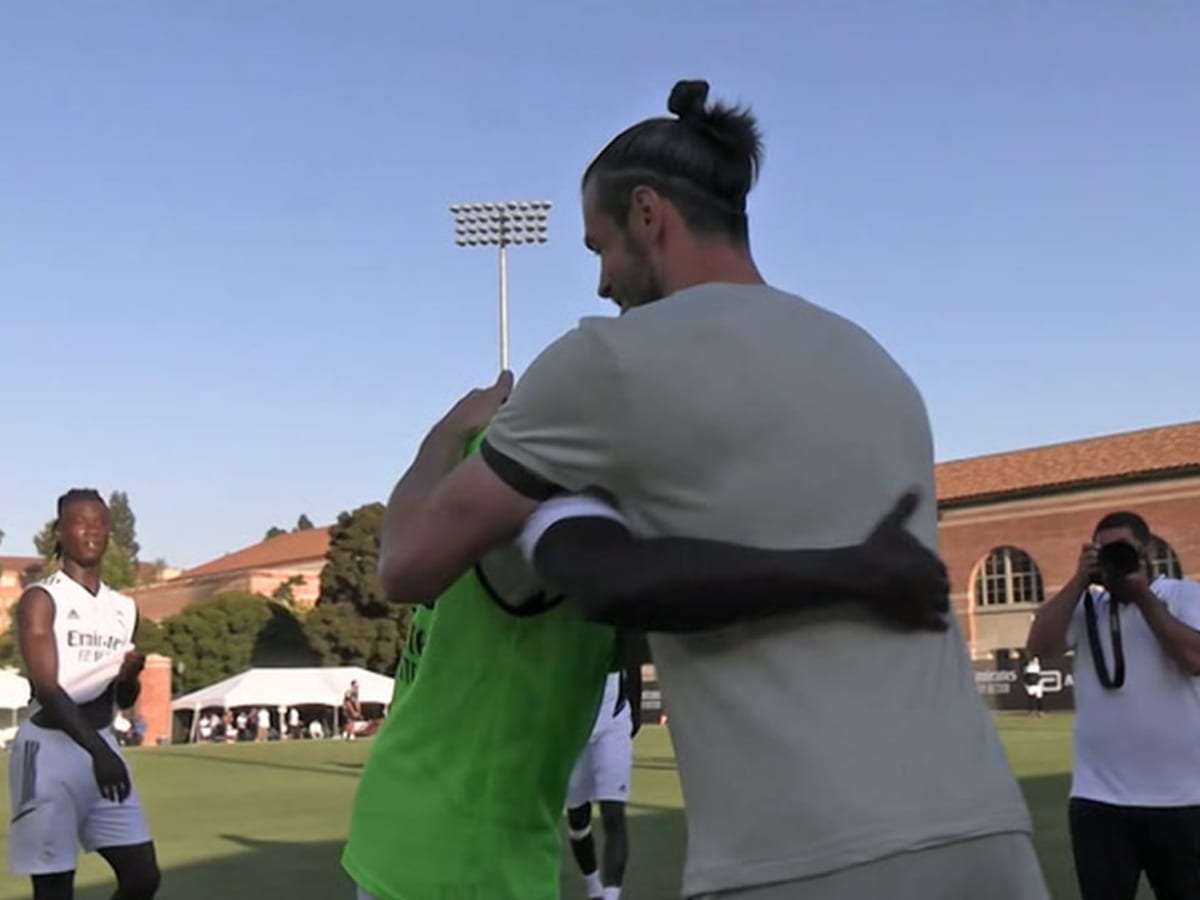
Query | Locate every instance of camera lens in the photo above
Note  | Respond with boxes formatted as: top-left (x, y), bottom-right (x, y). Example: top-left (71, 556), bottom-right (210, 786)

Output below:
top-left (1098, 541), bottom-right (1141, 577)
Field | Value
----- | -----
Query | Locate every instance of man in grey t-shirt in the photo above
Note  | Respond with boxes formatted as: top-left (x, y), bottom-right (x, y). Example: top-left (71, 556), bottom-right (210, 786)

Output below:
top-left (375, 80), bottom-right (1047, 899)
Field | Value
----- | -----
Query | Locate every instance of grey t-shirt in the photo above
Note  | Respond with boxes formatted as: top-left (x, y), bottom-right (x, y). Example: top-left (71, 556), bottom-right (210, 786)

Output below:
top-left (485, 283), bottom-right (1030, 895)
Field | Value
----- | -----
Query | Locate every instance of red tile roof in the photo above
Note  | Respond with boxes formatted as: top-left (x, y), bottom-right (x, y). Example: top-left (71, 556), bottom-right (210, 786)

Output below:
top-left (0, 556), bottom-right (41, 576)
top-left (179, 528), bottom-right (331, 579)
top-left (936, 421), bottom-right (1200, 504)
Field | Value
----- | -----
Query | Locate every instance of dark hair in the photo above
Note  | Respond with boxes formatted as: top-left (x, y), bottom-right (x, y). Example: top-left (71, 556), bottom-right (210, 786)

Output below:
top-left (53, 488), bottom-right (106, 559)
top-left (1093, 510), bottom-right (1151, 544)
top-left (582, 79), bottom-right (764, 244)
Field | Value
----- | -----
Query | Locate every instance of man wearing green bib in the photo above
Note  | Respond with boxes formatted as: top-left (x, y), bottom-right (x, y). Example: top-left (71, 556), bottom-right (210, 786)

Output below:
top-left (344, 428), bottom-right (616, 900)
top-left (344, 372), bottom-right (951, 900)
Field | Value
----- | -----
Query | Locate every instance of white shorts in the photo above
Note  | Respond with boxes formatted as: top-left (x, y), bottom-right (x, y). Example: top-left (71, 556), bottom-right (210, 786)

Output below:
top-left (8, 721), bottom-right (151, 876)
top-left (566, 705), bottom-right (633, 809)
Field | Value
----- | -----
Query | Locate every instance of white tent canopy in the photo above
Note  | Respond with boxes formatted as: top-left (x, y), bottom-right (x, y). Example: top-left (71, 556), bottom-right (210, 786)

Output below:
top-left (170, 666), bottom-right (394, 713)
top-left (0, 669), bottom-right (31, 711)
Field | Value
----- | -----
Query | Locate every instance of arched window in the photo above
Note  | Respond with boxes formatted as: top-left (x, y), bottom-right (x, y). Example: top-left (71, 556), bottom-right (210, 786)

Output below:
top-left (1150, 535), bottom-right (1184, 579)
top-left (973, 546), bottom-right (1045, 607)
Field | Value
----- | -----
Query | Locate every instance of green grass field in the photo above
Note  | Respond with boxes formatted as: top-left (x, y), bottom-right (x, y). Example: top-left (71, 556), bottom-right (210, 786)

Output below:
top-left (0, 715), bottom-right (1147, 899)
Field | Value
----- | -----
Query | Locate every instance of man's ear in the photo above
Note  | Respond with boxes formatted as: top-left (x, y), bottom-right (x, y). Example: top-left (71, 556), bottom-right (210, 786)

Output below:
top-left (628, 185), bottom-right (665, 240)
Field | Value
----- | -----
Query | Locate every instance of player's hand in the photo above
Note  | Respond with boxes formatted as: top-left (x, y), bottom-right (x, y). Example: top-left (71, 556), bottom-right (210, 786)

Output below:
top-left (435, 371), bottom-right (515, 443)
top-left (857, 490), bottom-right (951, 632)
top-left (630, 715), bottom-right (642, 739)
top-left (91, 743), bottom-right (132, 803)
top-left (1075, 544), bottom-right (1101, 585)
top-left (1107, 561), bottom-right (1151, 605)
top-left (118, 650), bottom-right (146, 683)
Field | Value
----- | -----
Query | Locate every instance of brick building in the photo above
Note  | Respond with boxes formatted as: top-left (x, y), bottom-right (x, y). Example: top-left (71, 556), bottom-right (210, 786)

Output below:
top-left (642, 421), bottom-right (1200, 720)
top-left (130, 527), bottom-right (331, 622)
top-left (938, 420), bottom-right (1200, 662)
top-left (0, 556), bottom-right (41, 622)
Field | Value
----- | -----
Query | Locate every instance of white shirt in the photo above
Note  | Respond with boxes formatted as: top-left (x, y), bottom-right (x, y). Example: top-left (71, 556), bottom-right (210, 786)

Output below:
top-left (32, 571), bottom-right (137, 710)
top-left (1067, 576), bottom-right (1200, 806)
top-left (1024, 658), bottom-right (1044, 698)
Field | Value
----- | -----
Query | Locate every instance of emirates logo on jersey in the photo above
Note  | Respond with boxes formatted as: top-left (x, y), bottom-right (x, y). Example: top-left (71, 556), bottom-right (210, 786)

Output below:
top-left (66, 630), bottom-right (124, 652)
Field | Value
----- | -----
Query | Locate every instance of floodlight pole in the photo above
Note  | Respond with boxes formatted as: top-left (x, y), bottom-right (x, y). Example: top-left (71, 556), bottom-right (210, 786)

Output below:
top-left (498, 225), bottom-right (510, 370)
top-left (450, 201), bottom-right (551, 372)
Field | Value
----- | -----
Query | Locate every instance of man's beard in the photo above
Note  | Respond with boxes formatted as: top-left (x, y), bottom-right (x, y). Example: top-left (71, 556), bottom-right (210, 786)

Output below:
top-left (619, 234), bottom-right (665, 309)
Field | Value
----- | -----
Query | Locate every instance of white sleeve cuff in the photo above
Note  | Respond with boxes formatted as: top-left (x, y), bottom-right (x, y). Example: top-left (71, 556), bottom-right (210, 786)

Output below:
top-left (518, 494), bottom-right (627, 563)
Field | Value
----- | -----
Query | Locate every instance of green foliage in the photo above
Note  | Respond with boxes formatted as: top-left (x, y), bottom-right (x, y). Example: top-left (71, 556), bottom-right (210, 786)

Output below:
top-left (134, 616), bottom-right (167, 656)
top-left (157, 591), bottom-right (317, 694)
top-left (264, 515), bottom-right (314, 542)
top-left (306, 502), bottom-right (407, 673)
top-left (303, 603), bottom-right (407, 675)
top-left (318, 502), bottom-right (386, 616)
top-left (139, 558), bottom-right (170, 587)
top-left (107, 490), bottom-right (140, 562)
top-left (32, 520), bottom-right (56, 573)
top-left (270, 575), bottom-right (307, 609)
top-left (101, 542), bottom-right (139, 590)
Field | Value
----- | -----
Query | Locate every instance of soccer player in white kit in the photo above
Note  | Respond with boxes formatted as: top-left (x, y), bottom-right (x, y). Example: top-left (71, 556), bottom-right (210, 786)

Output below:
top-left (8, 489), bottom-right (160, 900)
top-left (566, 663), bottom-right (640, 900)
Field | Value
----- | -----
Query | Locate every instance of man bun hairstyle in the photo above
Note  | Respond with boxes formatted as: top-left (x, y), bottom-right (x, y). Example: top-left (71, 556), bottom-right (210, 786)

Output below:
top-left (667, 79), bottom-right (709, 120)
top-left (53, 487), bottom-right (105, 559)
top-left (583, 78), bottom-right (764, 244)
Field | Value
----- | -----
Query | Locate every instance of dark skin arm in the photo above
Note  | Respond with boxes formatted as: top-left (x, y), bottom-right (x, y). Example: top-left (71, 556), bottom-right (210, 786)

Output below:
top-left (531, 492), bottom-right (949, 634)
top-left (115, 652), bottom-right (145, 710)
top-left (16, 588), bottom-right (131, 801)
top-left (624, 663), bottom-right (643, 738)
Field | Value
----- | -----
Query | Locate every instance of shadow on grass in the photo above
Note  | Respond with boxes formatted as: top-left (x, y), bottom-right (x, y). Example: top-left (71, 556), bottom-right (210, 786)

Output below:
top-left (62, 809), bottom-right (687, 900)
top-left (152, 749), bottom-right (363, 780)
top-left (61, 773), bottom-right (1092, 900)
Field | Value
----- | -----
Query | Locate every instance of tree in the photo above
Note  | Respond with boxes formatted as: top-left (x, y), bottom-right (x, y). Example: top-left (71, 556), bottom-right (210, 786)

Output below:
top-left (107, 491), bottom-right (140, 563)
top-left (308, 502), bottom-right (408, 673)
top-left (33, 520), bottom-right (56, 563)
top-left (304, 604), bottom-right (404, 675)
top-left (270, 575), bottom-right (306, 609)
top-left (134, 617), bottom-right (167, 656)
top-left (139, 558), bottom-right (170, 587)
top-left (318, 503), bottom-right (387, 616)
top-left (156, 592), bottom-right (316, 694)
top-left (264, 515), bottom-right (314, 542)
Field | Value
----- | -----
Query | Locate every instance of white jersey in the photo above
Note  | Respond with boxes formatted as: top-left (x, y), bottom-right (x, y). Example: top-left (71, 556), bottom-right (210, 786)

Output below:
top-left (30, 571), bottom-right (137, 711)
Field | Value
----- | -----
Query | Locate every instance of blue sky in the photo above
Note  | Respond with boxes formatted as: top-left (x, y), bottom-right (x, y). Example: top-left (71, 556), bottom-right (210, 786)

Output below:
top-left (2, 1), bottom-right (1197, 568)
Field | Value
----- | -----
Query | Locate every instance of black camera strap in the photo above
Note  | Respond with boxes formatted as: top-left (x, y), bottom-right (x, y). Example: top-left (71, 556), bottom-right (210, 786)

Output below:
top-left (1083, 590), bottom-right (1125, 690)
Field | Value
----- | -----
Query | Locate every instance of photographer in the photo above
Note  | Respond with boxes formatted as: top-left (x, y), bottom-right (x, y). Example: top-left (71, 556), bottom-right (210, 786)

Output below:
top-left (1027, 511), bottom-right (1200, 900)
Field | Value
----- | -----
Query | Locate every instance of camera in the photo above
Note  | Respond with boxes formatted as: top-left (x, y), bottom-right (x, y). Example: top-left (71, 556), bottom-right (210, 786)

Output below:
top-left (1097, 540), bottom-right (1142, 579)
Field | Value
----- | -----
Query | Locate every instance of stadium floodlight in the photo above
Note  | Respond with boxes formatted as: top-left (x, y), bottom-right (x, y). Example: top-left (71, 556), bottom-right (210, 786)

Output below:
top-left (449, 200), bottom-right (551, 370)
